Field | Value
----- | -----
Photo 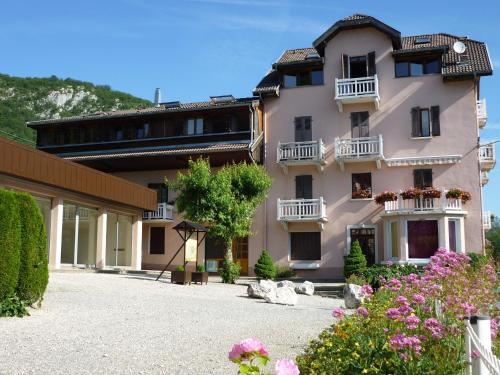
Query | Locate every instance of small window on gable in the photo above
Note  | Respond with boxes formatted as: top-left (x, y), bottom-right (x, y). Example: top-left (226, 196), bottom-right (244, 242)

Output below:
top-left (282, 69), bottom-right (323, 88)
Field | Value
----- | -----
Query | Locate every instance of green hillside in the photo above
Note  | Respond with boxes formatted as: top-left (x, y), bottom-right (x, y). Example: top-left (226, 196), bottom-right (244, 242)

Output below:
top-left (0, 74), bottom-right (152, 144)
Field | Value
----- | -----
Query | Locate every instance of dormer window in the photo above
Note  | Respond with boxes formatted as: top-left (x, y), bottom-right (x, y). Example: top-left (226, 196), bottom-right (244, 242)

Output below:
top-left (395, 56), bottom-right (441, 77)
top-left (282, 69), bottom-right (323, 88)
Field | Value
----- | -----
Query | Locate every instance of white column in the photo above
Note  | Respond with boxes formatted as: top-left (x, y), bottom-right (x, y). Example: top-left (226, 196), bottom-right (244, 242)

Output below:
top-left (48, 197), bottom-right (63, 270)
top-left (131, 216), bottom-right (143, 271)
top-left (439, 216), bottom-right (448, 249)
top-left (471, 316), bottom-right (492, 375)
top-left (459, 218), bottom-right (466, 254)
top-left (399, 217), bottom-right (408, 262)
top-left (96, 209), bottom-right (107, 269)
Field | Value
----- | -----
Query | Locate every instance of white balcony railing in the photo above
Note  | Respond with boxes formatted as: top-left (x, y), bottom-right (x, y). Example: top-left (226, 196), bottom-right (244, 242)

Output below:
top-left (334, 75), bottom-right (380, 112)
top-left (483, 211), bottom-right (492, 230)
top-left (383, 189), bottom-right (464, 214)
top-left (335, 135), bottom-right (384, 170)
top-left (277, 198), bottom-right (327, 230)
top-left (479, 144), bottom-right (496, 172)
top-left (143, 203), bottom-right (174, 221)
top-left (277, 139), bottom-right (326, 172)
top-left (477, 99), bottom-right (487, 128)
top-left (63, 207), bottom-right (91, 221)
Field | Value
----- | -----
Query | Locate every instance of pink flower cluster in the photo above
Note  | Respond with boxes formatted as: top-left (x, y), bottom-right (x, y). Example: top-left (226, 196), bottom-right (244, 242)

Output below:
top-left (275, 358), bottom-right (300, 375)
top-left (356, 306), bottom-right (369, 318)
top-left (423, 318), bottom-right (444, 339)
top-left (360, 284), bottom-right (373, 298)
top-left (228, 338), bottom-right (268, 362)
top-left (389, 333), bottom-right (423, 358)
top-left (332, 307), bottom-right (344, 319)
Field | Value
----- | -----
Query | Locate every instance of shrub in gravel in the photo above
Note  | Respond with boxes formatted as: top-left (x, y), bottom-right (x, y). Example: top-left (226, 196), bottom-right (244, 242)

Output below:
top-left (0, 189), bottom-right (21, 300)
top-left (15, 192), bottom-right (49, 305)
top-left (0, 292), bottom-right (29, 317)
top-left (254, 250), bottom-right (276, 280)
top-left (219, 257), bottom-right (240, 284)
top-left (344, 240), bottom-right (367, 279)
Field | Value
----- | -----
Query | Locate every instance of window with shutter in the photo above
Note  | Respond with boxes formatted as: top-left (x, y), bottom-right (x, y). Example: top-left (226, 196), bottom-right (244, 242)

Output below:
top-left (149, 227), bottom-right (165, 254)
top-left (368, 51), bottom-right (376, 76)
top-left (411, 107), bottom-right (421, 137)
top-left (294, 117), bottom-right (312, 142)
top-left (351, 112), bottom-right (369, 138)
top-left (413, 169), bottom-right (433, 189)
top-left (431, 106), bottom-right (440, 136)
top-left (342, 54), bottom-right (349, 78)
top-left (295, 175), bottom-right (313, 199)
top-left (290, 232), bottom-right (321, 260)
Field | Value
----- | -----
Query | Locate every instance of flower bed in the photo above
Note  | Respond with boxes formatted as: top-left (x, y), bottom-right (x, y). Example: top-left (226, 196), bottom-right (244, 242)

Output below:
top-left (296, 249), bottom-right (499, 374)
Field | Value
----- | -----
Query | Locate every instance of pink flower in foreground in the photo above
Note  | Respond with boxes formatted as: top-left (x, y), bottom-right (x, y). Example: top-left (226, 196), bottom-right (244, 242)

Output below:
top-left (360, 284), bottom-right (373, 297)
top-left (275, 358), bottom-right (300, 375)
top-left (471, 350), bottom-right (481, 359)
top-left (424, 318), bottom-right (444, 339)
top-left (491, 319), bottom-right (498, 339)
top-left (332, 307), bottom-right (344, 319)
top-left (412, 294), bottom-right (425, 305)
top-left (228, 338), bottom-right (268, 362)
top-left (386, 308), bottom-right (400, 320)
top-left (404, 315), bottom-right (420, 330)
top-left (396, 295), bottom-right (408, 305)
top-left (356, 306), bottom-right (369, 318)
top-left (388, 278), bottom-right (402, 292)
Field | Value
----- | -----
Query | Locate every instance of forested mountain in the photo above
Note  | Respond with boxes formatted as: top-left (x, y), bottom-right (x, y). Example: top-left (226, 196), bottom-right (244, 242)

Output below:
top-left (0, 74), bottom-right (151, 144)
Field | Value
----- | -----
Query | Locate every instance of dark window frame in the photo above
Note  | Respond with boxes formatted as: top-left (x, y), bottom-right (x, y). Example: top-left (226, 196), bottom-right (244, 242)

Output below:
top-left (149, 227), bottom-right (165, 255)
top-left (411, 106), bottom-right (440, 138)
top-left (290, 232), bottom-right (321, 261)
top-left (281, 68), bottom-right (324, 89)
top-left (413, 169), bottom-right (433, 189)
top-left (395, 56), bottom-right (442, 78)
top-left (351, 173), bottom-right (372, 199)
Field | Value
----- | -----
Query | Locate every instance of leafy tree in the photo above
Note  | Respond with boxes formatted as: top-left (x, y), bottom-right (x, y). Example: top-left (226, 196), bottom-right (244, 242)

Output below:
top-left (344, 240), bottom-right (367, 279)
top-left (170, 158), bottom-right (272, 280)
top-left (254, 250), bottom-right (277, 280)
top-left (486, 215), bottom-right (500, 265)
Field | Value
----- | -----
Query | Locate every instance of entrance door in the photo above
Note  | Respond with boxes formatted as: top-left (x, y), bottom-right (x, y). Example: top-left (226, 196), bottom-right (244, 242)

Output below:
top-left (204, 236), bottom-right (249, 275)
top-left (232, 237), bottom-right (249, 276)
top-left (106, 213), bottom-right (132, 267)
top-left (350, 228), bottom-right (376, 265)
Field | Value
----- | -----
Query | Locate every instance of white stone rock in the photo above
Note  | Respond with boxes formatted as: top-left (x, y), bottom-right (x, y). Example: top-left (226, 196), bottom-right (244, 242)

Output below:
top-left (277, 280), bottom-right (295, 289)
top-left (343, 283), bottom-right (364, 309)
top-left (295, 281), bottom-right (315, 296)
top-left (247, 279), bottom-right (276, 299)
top-left (264, 285), bottom-right (298, 306)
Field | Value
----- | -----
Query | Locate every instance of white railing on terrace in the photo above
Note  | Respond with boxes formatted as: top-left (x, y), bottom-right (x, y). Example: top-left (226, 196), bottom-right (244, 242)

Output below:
top-left (335, 135), bottom-right (384, 160)
top-left (479, 144), bottom-right (496, 171)
top-left (277, 198), bottom-right (327, 222)
top-left (63, 207), bottom-right (91, 220)
top-left (277, 139), bottom-right (325, 163)
top-left (464, 317), bottom-right (500, 375)
top-left (384, 189), bottom-right (463, 214)
top-left (143, 203), bottom-right (174, 221)
top-left (483, 211), bottom-right (492, 230)
top-left (335, 75), bottom-right (379, 100)
top-left (477, 99), bottom-right (488, 127)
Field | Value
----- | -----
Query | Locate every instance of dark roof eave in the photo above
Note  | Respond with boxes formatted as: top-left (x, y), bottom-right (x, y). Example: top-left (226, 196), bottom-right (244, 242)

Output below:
top-left (392, 46), bottom-right (448, 56)
top-left (272, 59), bottom-right (324, 70)
top-left (443, 70), bottom-right (493, 79)
top-left (27, 99), bottom-right (259, 128)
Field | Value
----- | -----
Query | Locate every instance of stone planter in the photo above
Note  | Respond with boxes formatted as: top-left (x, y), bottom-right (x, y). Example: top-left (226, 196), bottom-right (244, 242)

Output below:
top-left (191, 271), bottom-right (208, 285)
top-left (171, 271), bottom-right (191, 285)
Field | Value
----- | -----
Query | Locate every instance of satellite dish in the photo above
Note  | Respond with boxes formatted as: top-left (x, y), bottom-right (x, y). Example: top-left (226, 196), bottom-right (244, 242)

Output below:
top-left (453, 41), bottom-right (467, 54)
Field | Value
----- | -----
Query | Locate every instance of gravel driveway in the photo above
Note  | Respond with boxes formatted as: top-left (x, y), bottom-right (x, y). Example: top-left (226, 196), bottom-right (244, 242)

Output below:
top-left (0, 272), bottom-right (341, 375)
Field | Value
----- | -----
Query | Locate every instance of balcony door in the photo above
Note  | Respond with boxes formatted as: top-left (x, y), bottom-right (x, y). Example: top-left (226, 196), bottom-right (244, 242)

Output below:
top-left (351, 112), bottom-right (369, 138)
top-left (295, 175), bottom-right (312, 199)
top-left (148, 183), bottom-right (168, 203)
top-left (294, 117), bottom-right (312, 142)
top-left (342, 52), bottom-right (376, 78)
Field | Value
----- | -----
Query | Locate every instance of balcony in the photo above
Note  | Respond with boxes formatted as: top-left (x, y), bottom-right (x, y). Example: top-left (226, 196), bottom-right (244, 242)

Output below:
top-left (477, 99), bottom-right (487, 128)
top-left (143, 203), bottom-right (174, 221)
top-left (277, 139), bottom-right (326, 173)
top-left (383, 189), bottom-right (466, 216)
top-left (277, 198), bottom-right (327, 230)
top-left (334, 135), bottom-right (384, 171)
top-left (334, 75), bottom-right (380, 112)
top-left (479, 144), bottom-right (496, 172)
top-left (483, 211), bottom-right (492, 231)
top-left (481, 171), bottom-right (490, 186)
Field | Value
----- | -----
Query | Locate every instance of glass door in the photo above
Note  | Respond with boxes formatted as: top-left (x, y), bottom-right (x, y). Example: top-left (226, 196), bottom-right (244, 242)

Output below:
top-left (106, 213), bottom-right (132, 267)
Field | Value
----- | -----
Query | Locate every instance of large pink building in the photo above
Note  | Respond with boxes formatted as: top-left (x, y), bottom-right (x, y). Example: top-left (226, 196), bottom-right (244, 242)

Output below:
top-left (28, 15), bottom-right (495, 279)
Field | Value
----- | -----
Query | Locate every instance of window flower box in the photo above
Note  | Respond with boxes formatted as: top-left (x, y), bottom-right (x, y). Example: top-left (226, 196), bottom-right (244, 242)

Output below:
top-left (400, 188), bottom-right (422, 200)
top-left (422, 187), bottom-right (441, 199)
top-left (375, 191), bottom-right (397, 205)
top-left (445, 188), bottom-right (471, 203)
top-left (352, 189), bottom-right (372, 199)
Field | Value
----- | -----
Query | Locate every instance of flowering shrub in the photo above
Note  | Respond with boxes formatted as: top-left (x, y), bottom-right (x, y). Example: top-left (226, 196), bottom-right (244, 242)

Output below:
top-left (352, 189), bottom-right (372, 199)
top-left (359, 263), bottom-right (423, 289)
top-left (445, 188), bottom-right (472, 203)
top-left (374, 191), bottom-right (397, 205)
top-left (400, 187), bottom-right (422, 200)
top-left (422, 187), bottom-right (441, 199)
top-left (229, 338), bottom-right (299, 375)
top-left (296, 249), bottom-right (499, 374)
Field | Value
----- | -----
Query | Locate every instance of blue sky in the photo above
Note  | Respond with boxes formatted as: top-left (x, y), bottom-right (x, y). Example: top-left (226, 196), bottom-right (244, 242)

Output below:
top-left (1, 0), bottom-right (499, 213)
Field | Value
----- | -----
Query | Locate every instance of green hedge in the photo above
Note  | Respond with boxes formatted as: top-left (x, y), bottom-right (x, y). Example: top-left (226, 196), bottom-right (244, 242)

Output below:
top-left (15, 193), bottom-right (49, 304)
top-left (0, 189), bottom-right (21, 300)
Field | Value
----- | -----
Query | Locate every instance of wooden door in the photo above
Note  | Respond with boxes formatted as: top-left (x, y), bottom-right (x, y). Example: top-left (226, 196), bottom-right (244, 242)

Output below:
top-left (232, 237), bottom-right (249, 275)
